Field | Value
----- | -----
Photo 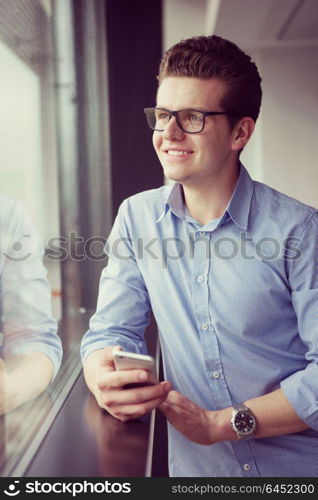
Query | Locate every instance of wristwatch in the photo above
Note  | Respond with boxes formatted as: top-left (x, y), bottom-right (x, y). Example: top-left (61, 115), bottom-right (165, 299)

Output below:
top-left (230, 404), bottom-right (256, 439)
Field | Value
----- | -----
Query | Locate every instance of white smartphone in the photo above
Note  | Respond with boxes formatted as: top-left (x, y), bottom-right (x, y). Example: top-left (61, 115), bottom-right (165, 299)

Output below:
top-left (113, 350), bottom-right (158, 386)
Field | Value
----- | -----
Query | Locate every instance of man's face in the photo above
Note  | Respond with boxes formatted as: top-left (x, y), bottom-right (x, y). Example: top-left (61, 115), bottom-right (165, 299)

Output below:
top-left (152, 76), bottom-right (239, 187)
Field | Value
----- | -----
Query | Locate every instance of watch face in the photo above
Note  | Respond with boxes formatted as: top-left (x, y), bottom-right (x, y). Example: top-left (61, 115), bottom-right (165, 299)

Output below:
top-left (234, 411), bottom-right (255, 434)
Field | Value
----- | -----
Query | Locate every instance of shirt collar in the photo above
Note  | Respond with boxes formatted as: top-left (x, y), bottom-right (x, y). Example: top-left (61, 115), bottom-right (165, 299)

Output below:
top-left (156, 183), bottom-right (184, 223)
top-left (226, 164), bottom-right (254, 230)
top-left (156, 164), bottom-right (254, 230)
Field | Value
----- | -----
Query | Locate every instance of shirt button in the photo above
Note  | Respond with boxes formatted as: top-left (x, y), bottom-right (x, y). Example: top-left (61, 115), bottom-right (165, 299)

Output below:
top-left (201, 324), bottom-right (208, 331)
top-left (199, 231), bottom-right (205, 236)
top-left (212, 371), bottom-right (220, 379)
top-left (196, 275), bottom-right (204, 284)
top-left (243, 463), bottom-right (251, 471)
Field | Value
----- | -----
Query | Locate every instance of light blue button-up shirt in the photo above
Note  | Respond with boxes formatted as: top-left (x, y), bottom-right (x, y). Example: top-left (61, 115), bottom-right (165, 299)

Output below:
top-left (81, 165), bottom-right (318, 477)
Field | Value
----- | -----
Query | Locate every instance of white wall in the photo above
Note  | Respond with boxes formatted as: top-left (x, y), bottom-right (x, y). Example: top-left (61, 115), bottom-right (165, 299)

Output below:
top-left (163, 0), bottom-right (208, 50)
top-left (261, 45), bottom-right (318, 207)
top-left (243, 45), bottom-right (318, 208)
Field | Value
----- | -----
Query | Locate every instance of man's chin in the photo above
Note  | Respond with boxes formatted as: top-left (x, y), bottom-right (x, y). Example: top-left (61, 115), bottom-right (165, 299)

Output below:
top-left (162, 165), bottom-right (189, 184)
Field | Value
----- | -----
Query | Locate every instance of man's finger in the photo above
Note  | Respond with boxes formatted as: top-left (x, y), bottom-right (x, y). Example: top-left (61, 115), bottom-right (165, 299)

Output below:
top-left (113, 393), bottom-right (170, 420)
top-left (97, 368), bottom-right (150, 390)
top-left (159, 391), bottom-right (185, 417)
top-left (100, 345), bottom-right (123, 367)
top-left (102, 381), bottom-right (171, 407)
top-left (159, 400), bottom-right (173, 417)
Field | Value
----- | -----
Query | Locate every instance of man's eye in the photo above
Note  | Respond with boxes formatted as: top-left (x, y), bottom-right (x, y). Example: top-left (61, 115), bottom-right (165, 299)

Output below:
top-left (157, 112), bottom-right (169, 119)
top-left (182, 112), bottom-right (202, 122)
top-left (189, 113), bottom-right (203, 122)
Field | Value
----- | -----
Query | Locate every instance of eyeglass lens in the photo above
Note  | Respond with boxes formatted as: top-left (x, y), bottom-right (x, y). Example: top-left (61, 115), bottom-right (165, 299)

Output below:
top-left (147, 108), bottom-right (204, 133)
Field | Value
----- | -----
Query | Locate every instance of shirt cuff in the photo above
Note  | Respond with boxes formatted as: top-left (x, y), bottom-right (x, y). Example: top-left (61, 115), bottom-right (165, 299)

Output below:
top-left (280, 364), bottom-right (318, 432)
top-left (80, 335), bottom-right (145, 366)
top-left (3, 342), bottom-right (62, 382)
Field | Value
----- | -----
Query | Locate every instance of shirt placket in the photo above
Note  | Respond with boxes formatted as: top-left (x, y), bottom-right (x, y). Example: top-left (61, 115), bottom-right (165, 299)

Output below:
top-left (191, 228), bottom-right (233, 410)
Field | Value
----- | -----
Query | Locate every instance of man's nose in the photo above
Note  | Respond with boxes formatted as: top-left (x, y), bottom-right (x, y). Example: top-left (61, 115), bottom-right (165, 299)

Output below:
top-left (162, 116), bottom-right (185, 140)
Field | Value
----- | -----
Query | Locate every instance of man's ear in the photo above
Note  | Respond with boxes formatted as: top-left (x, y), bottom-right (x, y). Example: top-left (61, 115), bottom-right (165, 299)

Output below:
top-left (231, 117), bottom-right (255, 151)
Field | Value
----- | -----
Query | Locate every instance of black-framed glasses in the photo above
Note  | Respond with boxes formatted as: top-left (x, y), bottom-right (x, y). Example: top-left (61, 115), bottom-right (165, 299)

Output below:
top-left (144, 107), bottom-right (233, 134)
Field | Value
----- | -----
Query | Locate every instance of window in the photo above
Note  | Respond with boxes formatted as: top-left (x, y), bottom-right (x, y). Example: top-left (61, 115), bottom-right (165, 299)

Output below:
top-left (0, 0), bottom-right (110, 476)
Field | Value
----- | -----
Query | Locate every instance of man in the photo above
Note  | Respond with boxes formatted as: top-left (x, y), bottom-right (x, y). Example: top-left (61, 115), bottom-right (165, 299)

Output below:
top-left (0, 195), bottom-right (62, 414)
top-left (81, 35), bottom-right (318, 477)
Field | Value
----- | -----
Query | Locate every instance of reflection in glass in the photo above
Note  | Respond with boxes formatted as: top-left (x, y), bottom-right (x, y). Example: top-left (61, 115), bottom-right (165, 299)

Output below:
top-left (0, 196), bottom-right (62, 412)
top-left (0, 195), bottom-right (63, 475)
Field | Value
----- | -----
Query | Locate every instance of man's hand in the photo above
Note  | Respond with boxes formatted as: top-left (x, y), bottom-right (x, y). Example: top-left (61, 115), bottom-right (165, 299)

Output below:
top-left (83, 346), bottom-right (172, 422)
top-left (160, 390), bottom-right (232, 445)
top-left (0, 353), bottom-right (54, 415)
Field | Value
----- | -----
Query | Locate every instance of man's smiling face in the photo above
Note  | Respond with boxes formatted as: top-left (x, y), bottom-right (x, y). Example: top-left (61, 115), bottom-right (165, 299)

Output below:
top-left (152, 76), bottom-right (239, 188)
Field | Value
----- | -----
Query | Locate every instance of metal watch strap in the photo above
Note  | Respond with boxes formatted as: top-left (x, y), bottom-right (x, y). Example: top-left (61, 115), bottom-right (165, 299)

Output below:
top-left (233, 404), bottom-right (249, 412)
top-left (231, 404), bottom-right (256, 440)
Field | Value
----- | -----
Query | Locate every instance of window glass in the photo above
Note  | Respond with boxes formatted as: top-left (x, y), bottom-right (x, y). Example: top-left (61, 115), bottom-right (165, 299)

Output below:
top-left (0, 0), bottom-right (108, 476)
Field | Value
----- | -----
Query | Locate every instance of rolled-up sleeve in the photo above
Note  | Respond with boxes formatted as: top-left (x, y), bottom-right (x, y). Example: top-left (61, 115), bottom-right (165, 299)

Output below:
top-left (80, 199), bottom-right (151, 364)
top-left (280, 211), bottom-right (318, 430)
top-left (1, 196), bottom-right (62, 380)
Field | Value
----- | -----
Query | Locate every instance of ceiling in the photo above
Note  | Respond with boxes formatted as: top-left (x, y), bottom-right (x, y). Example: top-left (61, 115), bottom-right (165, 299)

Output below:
top-left (213, 0), bottom-right (318, 49)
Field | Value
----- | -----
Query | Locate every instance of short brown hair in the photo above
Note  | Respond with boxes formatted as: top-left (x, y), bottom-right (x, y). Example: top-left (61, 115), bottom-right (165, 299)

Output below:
top-left (158, 35), bottom-right (262, 126)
